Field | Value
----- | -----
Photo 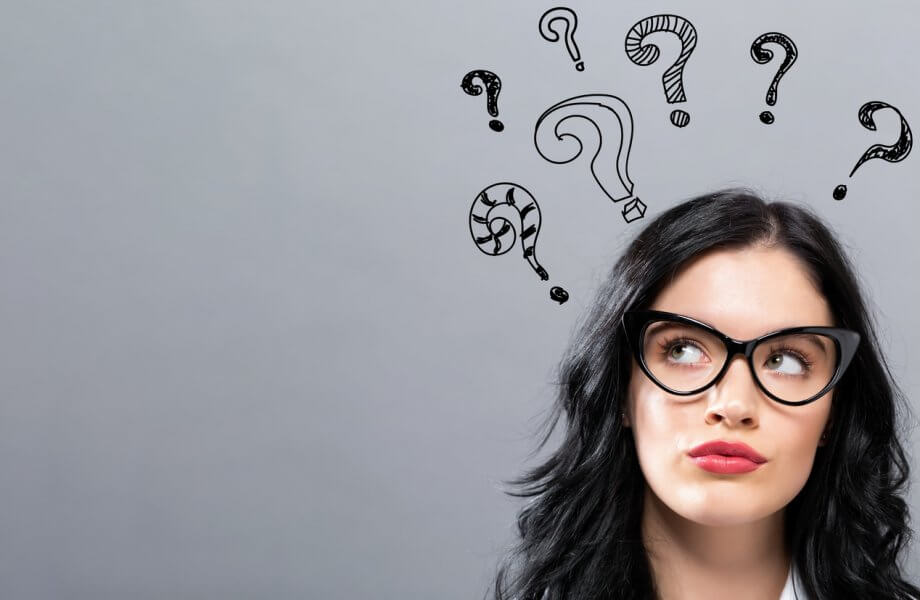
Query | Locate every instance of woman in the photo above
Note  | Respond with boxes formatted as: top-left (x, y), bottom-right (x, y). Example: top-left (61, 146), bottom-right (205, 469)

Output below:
top-left (486, 189), bottom-right (920, 599)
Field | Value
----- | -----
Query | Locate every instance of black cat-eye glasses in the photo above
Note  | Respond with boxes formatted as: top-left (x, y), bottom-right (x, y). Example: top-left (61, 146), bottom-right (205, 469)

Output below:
top-left (621, 310), bottom-right (861, 406)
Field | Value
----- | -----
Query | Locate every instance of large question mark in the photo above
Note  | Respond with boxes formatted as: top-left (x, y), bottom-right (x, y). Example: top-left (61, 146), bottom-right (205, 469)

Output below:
top-left (833, 101), bottom-right (912, 200)
top-left (625, 14), bottom-right (697, 128)
top-left (539, 7), bottom-right (584, 71)
top-left (533, 93), bottom-right (647, 223)
top-left (750, 33), bottom-right (798, 125)
top-left (460, 70), bottom-right (504, 132)
top-left (469, 182), bottom-right (569, 304)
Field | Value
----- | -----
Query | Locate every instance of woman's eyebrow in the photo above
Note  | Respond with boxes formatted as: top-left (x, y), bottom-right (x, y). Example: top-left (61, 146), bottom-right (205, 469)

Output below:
top-left (753, 330), bottom-right (831, 358)
top-left (794, 333), bottom-right (829, 356)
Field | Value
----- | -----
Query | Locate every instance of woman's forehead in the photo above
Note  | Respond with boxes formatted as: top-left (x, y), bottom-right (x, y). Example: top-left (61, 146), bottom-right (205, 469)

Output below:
top-left (649, 246), bottom-right (834, 332)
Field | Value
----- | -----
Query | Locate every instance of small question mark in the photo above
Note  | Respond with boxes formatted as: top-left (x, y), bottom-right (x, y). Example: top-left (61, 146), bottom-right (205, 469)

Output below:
top-left (625, 14), bottom-right (697, 127)
top-left (461, 70), bottom-right (504, 132)
top-left (833, 101), bottom-right (912, 200)
top-left (750, 33), bottom-right (798, 125)
top-left (539, 7), bottom-right (584, 71)
top-left (469, 182), bottom-right (569, 304)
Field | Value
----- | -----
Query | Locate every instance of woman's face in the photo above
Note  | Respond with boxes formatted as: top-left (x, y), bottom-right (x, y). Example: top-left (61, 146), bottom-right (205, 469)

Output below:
top-left (624, 245), bottom-right (834, 527)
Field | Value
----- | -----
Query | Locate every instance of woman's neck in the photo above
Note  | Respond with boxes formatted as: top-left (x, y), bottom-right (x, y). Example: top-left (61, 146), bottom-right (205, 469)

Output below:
top-left (640, 486), bottom-right (791, 600)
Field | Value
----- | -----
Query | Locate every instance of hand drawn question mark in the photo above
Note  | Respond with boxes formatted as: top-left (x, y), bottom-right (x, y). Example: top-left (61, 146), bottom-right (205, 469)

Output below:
top-left (533, 93), bottom-right (647, 224)
top-left (539, 7), bottom-right (584, 71)
top-left (750, 33), bottom-right (798, 125)
top-left (469, 182), bottom-right (569, 304)
top-left (461, 70), bottom-right (504, 132)
top-left (833, 101), bottom-right (912, 200)
top-left (625, 14), bottom-right (697, 127)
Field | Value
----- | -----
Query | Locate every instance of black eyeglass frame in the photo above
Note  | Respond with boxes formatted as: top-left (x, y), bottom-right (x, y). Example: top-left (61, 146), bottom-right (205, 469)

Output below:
top-left (621, 309), bottom-right (861, 406)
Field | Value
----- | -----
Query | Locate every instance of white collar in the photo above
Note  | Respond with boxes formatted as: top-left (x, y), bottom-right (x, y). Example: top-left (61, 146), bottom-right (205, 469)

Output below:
top-left (778, 562), bottom-right (810, 600)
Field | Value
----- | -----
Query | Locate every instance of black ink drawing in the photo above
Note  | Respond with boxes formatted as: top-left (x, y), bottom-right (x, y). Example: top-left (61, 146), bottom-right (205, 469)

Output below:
top-left (539, 7), bottom-right (584, 71)
top-left (750, 33), bottom-right (798, 124)
top-left (456, 10), bottom-right (903, 301)
top-left (549, 286), bottom-right (569, 304)
top-left (461, 70), bottom-right (504, 132)
top-left (469, 184), bottom-right (546, 281)
top-left (534, 93), bottom-right (647, 223)
top-left (833, 101), bottom-right (912, 200)
top-left (470, 182), bottom-right (569, 304)
top-left (470, 183), bottom-right (569, 304)
top-left (625, 14), bottom-right (697, 127)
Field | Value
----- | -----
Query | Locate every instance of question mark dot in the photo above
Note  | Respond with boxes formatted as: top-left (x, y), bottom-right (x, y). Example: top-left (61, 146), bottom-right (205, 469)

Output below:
top-left (489, 120), bottom-right (504, 132)
top-left (759, 111), bottom-right (775, 125)
top-left (670, 110), bottom-right (690, 127)
top-left (833, 185), bottom-right (847, 200)
top-left (550, 286), bottom-right (569, 304)
top-left (575, 62), bottom-right (584, 71)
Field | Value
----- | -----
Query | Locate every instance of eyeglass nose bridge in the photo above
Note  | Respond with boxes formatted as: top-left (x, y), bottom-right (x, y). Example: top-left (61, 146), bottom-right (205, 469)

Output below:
top-left (703, 335), bottom-right (764, 392)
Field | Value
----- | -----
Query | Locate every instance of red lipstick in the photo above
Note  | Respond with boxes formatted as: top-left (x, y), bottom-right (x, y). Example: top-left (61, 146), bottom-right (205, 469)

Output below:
top-left (688, 440), bottom-right (767, 474)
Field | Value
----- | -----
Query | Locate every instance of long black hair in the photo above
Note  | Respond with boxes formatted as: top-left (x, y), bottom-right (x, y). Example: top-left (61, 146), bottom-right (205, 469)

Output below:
top-left (486, 188), bottom-right (920, 599)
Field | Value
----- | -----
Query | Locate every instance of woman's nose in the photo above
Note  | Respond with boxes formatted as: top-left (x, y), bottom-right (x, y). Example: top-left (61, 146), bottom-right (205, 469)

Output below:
top-left (706, 355), bottom-right (763, 424)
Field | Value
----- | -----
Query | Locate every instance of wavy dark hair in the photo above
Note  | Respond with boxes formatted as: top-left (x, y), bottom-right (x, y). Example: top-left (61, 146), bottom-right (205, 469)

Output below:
top-left (485, 188), bottom-right (919, 599)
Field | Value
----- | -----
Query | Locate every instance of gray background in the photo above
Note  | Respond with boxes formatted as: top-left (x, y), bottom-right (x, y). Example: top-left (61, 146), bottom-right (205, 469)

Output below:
top-left (2, 0), bottom-right (919, 598)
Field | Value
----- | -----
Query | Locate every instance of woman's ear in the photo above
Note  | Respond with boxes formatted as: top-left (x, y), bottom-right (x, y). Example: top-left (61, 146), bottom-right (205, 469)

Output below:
top-left (622, 410), bottom-right (630, 428)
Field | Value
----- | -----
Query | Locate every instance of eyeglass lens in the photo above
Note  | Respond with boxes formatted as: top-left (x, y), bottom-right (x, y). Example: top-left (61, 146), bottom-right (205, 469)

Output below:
top-left (641, 320), bottom-right (839, 402)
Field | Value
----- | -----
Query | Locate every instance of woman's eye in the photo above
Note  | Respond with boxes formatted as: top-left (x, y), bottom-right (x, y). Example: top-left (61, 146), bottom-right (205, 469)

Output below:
top-left (667, 342), bottom-right (703, 363)
top-left (766, 352), bottom-right (807, 375)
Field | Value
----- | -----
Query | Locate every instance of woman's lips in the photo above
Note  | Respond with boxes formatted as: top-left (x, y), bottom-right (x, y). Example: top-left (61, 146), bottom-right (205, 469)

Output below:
top-left (687, 440), bottom-right (767, 463)
top-left (690, 455), bottom-right (764, 474)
